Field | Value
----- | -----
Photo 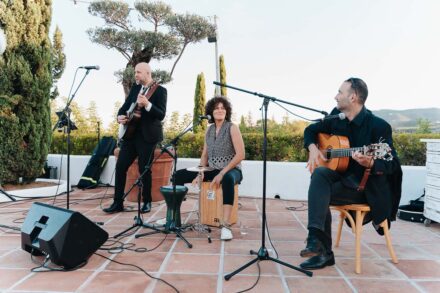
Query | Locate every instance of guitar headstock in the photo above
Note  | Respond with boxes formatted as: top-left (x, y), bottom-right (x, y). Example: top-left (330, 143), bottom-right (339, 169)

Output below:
top-left (364, 143), bottom-right (393, 161)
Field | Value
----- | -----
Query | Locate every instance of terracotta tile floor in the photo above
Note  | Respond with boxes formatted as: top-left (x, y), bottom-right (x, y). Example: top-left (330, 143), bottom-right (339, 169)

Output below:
top-left (1, 187), bottom-right (440, 292)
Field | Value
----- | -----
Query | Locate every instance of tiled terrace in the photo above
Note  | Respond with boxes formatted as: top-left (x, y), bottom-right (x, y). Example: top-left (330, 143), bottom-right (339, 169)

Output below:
top-left (0, 187), bottom-right (440, 293)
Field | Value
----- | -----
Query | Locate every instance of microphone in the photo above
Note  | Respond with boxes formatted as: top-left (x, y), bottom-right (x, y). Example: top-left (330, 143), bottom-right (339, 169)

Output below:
top-left (199, 114), bottom-right (212, 120)
top-left (314, 113), bottom-right (346, 122)
top-left (79, 65), bottom-right (100, 70)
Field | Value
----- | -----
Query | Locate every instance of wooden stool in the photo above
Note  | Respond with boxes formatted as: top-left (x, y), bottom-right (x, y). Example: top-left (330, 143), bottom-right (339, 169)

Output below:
top-left (199, 182), bottom-right (239, 227)
top-left (331, 204), bottom-right (398, 274)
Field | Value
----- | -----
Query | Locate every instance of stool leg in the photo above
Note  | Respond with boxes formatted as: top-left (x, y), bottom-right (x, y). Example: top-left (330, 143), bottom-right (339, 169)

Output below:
top-left (335, 211), bottom-right (345, 247)
top-left (355, 210), bottom-right (363, 274)
top-left (381, 220), bottom-right (398, 264)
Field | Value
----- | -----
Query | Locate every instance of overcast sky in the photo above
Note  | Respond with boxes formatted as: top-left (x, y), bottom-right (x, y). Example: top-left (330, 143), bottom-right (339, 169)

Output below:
top-left (51, 0), bottom-right (440, 127)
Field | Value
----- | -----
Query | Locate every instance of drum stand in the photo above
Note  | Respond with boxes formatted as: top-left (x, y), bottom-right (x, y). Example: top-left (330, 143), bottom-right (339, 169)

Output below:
top-left (135, 145), bottom-right (193, 249)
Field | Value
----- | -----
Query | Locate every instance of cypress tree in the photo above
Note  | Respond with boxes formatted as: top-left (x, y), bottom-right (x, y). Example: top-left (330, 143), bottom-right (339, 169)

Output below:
top-left (219, 54), bottom-right (227, 97)
top-left (193, 73), bottom-right (206, 133)
top-left (0, 0), bottom-right (59, 184)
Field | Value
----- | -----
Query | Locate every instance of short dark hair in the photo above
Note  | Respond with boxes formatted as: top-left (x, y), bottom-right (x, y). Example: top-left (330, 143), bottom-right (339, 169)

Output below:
top-left (346, 77), bottom-right (368, 104)
top-left (205, 96), bottom-right (232, 123)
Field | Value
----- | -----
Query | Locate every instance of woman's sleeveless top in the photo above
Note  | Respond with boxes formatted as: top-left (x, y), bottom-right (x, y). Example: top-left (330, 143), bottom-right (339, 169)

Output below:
top-left (206, 122), bottom-right (240, 170)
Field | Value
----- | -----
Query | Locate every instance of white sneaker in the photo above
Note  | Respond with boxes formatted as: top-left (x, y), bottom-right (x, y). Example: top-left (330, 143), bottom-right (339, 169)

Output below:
top-left (221, 227), bottom-right (233, 241)
top-left (155, 218), bottom-right (166, 226)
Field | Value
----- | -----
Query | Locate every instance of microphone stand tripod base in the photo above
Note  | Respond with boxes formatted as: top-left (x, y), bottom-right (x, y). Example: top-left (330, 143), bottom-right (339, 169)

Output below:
top-left (113, 161), bottom-right (163, 239)
top-left (224, 246), bottom-right (313, 280)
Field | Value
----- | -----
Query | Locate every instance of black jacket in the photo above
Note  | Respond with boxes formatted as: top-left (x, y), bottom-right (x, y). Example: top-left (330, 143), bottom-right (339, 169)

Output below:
top-left (118, 83), bottom-right (167, 143)
top-left (304, 107), bottom-right (403, 227)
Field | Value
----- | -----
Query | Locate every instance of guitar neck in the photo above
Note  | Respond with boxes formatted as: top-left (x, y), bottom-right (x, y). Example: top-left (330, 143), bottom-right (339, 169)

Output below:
top-left (327, 146), bottom-right (365, 158)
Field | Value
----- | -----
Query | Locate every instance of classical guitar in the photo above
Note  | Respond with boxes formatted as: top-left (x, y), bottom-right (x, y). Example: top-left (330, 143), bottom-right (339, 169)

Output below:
top-left (316, 133), bottom-right (393, 172)
top-left (118, 82), bottom-right (158, 140)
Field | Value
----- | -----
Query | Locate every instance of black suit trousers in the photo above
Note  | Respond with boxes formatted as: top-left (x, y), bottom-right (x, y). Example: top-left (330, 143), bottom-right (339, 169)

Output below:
top-left (114, 136), bottom-right (156, 203)
top-left (308, 167), bottom-right (367, 249)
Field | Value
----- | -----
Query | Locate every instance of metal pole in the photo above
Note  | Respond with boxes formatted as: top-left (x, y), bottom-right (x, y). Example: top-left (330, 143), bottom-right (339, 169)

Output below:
top-left (214, 15), bottom-right (220, 96)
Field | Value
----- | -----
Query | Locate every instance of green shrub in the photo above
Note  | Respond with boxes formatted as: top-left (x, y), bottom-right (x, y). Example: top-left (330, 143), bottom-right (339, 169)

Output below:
top-left (49, 132), bottom-right (440, 166)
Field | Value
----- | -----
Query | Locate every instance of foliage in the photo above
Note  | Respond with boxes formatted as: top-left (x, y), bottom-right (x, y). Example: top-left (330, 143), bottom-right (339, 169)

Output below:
top-left (193, 72), bottom-right (206, 133)
top-left (219, 54), bottom-right (227, 97)
top-left (49, 131), bottom-right (440, 167)
top-left (416, 118), bottom-right (432, 134)
top-left (0, 0), bottom-right (64, 184)
top-left (50, 26), bottom-right (66, 99)
top-left (51, 98), bottom-right (108, 136)
top-left (51, 133), bottom-right (104, 155)
top-left (87, 0), bottom-right (215, 96)
top-left (107, 100), bottom-right (122, 138)
top-left (393, 133), bottom-right (440, 166)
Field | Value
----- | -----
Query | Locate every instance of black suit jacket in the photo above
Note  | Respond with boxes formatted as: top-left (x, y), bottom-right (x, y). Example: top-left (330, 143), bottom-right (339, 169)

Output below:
top-left (304, 107), bottom-right (403, 229)
top-left (118, 83), bottom-right (167, 143)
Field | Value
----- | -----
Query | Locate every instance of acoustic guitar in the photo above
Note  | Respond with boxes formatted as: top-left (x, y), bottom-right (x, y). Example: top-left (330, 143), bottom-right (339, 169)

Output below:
top-left (118, 82), bottom-right (158, 140)
top-left (316, 133), bottom-right (393, 172)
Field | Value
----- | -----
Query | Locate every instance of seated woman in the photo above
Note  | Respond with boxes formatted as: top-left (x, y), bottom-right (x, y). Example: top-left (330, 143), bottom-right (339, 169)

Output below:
top-left (174, 96), bottom-right (245, 240)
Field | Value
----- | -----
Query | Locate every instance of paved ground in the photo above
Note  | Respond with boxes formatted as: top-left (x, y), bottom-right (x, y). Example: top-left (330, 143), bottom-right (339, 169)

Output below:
top-left (0, 187), bottom-right (439, 292)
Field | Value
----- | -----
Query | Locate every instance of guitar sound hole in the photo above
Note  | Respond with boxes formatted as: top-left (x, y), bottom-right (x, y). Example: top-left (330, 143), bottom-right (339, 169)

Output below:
top-left (325, 149), bottom-right (331, 159)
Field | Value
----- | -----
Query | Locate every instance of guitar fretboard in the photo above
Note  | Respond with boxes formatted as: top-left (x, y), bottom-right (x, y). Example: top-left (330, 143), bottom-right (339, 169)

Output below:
top-left (326, 147), bottom-right (365, 159)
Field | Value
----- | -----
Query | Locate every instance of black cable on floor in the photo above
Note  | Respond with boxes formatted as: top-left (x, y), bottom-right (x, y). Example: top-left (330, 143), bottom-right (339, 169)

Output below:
top-left (265, 219), bottom-right (279, 259)
top-left (94, 252), bottom-right (179, 293)
top-left (99, 233), bottom-right (169, 254)
top-left (235, 261), bottom-right (261, 293)
top-left (30, 253), bottom-right (88, 272)
top-left (285, 202), bottom-right (308, 211)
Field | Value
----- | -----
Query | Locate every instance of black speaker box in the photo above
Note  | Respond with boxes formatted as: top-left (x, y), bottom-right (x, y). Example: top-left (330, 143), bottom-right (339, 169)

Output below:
top-left (21, 202), bottom-right (108, 269)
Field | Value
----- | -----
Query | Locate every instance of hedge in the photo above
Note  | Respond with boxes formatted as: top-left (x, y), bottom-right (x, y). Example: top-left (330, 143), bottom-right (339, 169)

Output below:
top-left (50, 132), bottom-right (440, 166)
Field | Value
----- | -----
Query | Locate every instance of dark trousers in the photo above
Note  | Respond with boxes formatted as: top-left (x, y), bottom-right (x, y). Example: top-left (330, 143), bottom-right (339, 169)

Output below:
top-left (174, 168), bottom-right (242, 205)
top-left (114, 137), bottom-right (156, 203)
top-left (308, 167), bottom-right (367, 249)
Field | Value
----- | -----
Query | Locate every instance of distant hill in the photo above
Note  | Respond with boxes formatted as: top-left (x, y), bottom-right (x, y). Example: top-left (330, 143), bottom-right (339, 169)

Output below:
top-left (372, 108), bottom-right (440, 131)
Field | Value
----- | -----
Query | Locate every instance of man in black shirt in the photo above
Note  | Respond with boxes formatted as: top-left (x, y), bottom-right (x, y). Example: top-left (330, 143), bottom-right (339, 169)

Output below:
top-left (300, 78), bottom-right (402, 270)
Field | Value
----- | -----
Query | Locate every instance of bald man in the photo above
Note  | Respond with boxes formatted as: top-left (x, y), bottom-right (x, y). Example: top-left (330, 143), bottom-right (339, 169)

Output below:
top-left (104, 62), bottom-right (167, 214)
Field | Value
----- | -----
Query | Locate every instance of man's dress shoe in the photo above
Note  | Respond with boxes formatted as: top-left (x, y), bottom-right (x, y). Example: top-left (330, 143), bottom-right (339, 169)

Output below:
top-left (103, 202), bottom-right (124, 214)
top-left (300, 235), bottom-right (325, 257)
top-left (299, 251), bottom-right (335, 270)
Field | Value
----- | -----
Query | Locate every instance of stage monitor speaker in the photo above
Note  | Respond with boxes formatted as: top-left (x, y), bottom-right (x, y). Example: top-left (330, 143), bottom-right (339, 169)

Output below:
top-left (21, 202), bottom-right (108, 269)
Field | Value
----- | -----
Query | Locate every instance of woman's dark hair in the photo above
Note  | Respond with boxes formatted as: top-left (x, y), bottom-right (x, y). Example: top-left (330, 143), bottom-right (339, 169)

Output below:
top-left (346, 77), bottom-right (368, 104)
top-left (205, 96), bottom-right (232, 123)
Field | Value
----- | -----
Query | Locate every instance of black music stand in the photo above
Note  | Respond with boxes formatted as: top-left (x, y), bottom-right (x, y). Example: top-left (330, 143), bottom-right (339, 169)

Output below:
top-left (213, 82), bottom-right (320, 280)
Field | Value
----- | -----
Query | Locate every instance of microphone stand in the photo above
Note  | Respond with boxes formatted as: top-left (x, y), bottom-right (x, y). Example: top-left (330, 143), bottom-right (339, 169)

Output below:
top-left (52, 68), bottom-right (92, 210)
top-left (0, 184), bottom-right (16, 202)
top-left (113, 149), bottom-right (164, 239)
top-left (213, 82), bottom-right (314, 280)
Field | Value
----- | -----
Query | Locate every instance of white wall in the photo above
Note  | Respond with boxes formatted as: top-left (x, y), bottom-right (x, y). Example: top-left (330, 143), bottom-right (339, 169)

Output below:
top-left (47, 154), bottom-right (426, 205)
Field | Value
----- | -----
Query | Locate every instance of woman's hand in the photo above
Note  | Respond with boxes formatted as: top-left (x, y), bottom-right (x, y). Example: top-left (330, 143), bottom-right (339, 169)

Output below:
top-left (209, 171), bottom-right (224, 190)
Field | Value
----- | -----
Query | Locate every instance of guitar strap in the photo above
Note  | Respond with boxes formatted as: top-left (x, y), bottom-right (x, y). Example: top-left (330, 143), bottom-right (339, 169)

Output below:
top-left (357, 168), bottom-right (371, 192)
top-left (357, 157), bottom-right (374, 192)
top-left (144, 82), bottom-right (159, 100)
